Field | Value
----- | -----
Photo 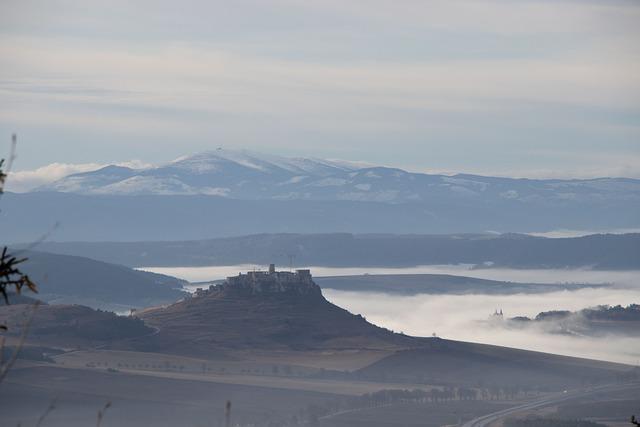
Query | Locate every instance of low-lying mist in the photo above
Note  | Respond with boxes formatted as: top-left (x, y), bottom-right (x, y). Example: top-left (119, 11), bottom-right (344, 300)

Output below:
top-left (324, 286), bottom-right (640, 365)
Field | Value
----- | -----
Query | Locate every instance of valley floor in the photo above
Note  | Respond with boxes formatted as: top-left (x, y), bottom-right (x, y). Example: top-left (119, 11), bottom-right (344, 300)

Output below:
top-left (2, 347), bottom-right (637, 427)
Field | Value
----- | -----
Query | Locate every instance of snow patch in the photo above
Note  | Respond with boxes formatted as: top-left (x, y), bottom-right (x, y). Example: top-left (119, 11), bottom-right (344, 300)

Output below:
top-left (281, 175), bottom-right (308, 185)
top-left (312, 178), bottom-right (348, 187)
top-left (500, 190), bottom-right (519, 199)
top-left (95, 176), bottom-right (193, 195)
top-left (200, 187), bottom-right (230, 196)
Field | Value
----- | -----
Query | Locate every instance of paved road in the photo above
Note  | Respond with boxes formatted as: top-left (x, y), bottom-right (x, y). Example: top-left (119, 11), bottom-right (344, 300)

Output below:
top-left (462, 382), bottom-right (640, 427)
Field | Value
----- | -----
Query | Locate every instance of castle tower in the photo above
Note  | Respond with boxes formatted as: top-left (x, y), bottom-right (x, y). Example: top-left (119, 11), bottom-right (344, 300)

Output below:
top-left (269, 263), bottom-right (276, 274)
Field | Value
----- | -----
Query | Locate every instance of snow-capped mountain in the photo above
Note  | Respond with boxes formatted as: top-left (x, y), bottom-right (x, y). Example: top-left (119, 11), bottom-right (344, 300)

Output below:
top-left (38, 149), bottom-right (640, 205)
top-left (40, 150), bottom-right (362, 198)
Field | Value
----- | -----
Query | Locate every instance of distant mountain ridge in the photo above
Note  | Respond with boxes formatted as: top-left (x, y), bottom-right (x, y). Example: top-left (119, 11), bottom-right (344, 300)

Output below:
top-left (3, 191), bottom-right (638, 242)
top-left (315, 273), bottom-right (601, 295)
top-left (23, 233), bottom-right (640, 269)
top-left (2, 150), bottom-right (637, 242)
top-left (38, 149), bottom-right (640, 205)
top-left (39, 150), bottom-right (364, 198)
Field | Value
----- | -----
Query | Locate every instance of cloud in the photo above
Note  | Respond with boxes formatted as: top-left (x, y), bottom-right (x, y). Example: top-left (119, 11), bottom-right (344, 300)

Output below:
top-left (5, 163), bottom-right (103, 192)
top-left (0, 0), bottom-right (638, 174)
top-left (5, 160), bottom-right (151, 192)
top-left (528, 228), bottom-right (640, 238)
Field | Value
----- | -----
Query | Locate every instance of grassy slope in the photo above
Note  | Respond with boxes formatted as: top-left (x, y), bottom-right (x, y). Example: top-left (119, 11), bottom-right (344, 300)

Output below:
top-left (357, 338), bottom-right (632, 389)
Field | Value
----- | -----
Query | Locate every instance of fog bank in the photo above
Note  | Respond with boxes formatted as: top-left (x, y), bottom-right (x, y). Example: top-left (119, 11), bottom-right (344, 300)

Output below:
top-left (324, 287), bottom-right (640, 365)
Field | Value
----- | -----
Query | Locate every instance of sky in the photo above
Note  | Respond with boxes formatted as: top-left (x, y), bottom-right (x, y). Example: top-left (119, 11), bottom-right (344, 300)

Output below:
top-left (1, 0), bottom-right (639, 182)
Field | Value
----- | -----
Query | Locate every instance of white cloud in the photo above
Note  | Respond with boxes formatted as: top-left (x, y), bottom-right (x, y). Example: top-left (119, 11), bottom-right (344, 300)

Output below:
top-left (527, 228), bottom-right (640, 238)
top-left (0, 0), bottom-right (638, 173)
top-left (5, 160), bottom-right (151, 192)
top-left (5, 163), bottom-right (103, 192)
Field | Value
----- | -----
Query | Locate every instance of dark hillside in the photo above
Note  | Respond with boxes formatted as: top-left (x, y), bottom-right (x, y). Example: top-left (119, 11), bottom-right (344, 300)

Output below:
top-left (0, 303), bottom-right (152, 347)
top-left (15, 251), bottom-right (187, 310)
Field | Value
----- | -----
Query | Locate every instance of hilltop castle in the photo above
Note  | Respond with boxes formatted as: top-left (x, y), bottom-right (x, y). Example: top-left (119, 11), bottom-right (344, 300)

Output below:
top-left (195, 264), bottom-right (319, 297)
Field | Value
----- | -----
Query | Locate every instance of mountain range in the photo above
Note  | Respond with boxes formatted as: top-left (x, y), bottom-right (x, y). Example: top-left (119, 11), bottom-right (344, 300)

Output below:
top-left (2, 150), bottom-right (638, 242)
top-left (38, 149), bottom-right (640, 205)
top-left (22, 232), bottom-right (640, 269)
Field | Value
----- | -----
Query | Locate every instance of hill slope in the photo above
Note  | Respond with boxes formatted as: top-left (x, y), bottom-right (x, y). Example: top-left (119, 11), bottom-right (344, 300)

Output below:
top-left (0, 303), bottom-right (153, 348)
top-left (14, 251), bottom-right (187, 311)
top-left (356, 339), bottom-right (632, 389)
top-left (138, 269), bottom-right (418, 355)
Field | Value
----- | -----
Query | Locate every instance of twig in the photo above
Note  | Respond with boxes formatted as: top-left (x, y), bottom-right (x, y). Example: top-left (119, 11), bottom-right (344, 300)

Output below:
top-left (0, 246), bottom-right (38, 305)
top-left (96, 401), bottom-right (112, 427)
top-left (0, 134), bottom-right (17, 202)
top-left (225, 400), bottom-right (231, 427)
top-left (6, 134), bottom-right (17, 175)
top-left (35, 398), bottom-right (57, 427)
top-left (10, 221), bottom-right (61, 258)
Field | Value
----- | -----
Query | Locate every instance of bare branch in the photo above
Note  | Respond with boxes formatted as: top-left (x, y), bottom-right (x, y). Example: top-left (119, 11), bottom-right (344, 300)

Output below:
top-left (35, 399), bottom-right (57, 427)
top-left (96, 401), bottom-right (112, 427)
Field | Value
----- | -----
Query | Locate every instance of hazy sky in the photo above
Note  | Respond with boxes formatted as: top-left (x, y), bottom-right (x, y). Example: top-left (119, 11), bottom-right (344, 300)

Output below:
top-left (1, 0), bottom-right (639, 178)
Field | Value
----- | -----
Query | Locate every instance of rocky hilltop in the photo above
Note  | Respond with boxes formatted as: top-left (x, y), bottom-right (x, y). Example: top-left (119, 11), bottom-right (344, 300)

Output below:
top-left (138, 266), bottom-right (418, 355)
top-left (205, 265), bottom-right (321, 297)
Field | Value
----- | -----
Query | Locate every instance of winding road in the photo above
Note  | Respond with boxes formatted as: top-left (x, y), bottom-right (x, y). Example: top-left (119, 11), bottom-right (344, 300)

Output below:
top-left (462, 382), bottom-right (640, 427)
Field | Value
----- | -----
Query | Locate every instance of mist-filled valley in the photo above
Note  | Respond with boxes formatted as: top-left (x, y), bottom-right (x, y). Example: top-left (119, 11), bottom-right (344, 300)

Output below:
top-left (139, 264), bottom-right (640, 364)
top-left (2, 1), bottom-right (640, 426)
top-left (325, 288), bottom-right (640, 365)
